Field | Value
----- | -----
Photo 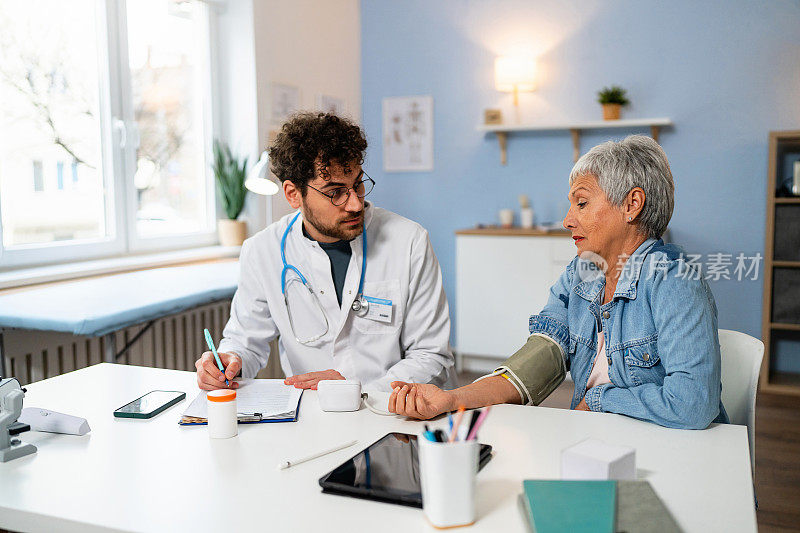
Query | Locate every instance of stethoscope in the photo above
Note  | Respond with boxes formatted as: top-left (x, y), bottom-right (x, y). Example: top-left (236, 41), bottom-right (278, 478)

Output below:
top-left (280, 212), bottom-right (368, 344)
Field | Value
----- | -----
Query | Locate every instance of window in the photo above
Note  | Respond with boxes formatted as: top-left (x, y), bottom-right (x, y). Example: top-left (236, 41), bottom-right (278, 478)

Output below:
top-left (0, 0), bottom-right (216, 268)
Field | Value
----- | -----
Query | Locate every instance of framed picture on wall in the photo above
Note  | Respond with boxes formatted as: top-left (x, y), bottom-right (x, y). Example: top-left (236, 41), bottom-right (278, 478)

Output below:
top-left (316, 94), bottom-right (346, 116)
top-left (382, 95), bottom-right (433, 172)
top-left (271, 83), bottom-right (300, 124)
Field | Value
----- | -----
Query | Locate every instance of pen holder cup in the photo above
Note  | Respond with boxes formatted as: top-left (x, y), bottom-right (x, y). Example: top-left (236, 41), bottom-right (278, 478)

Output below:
top-left (418, 437), bottom-right (479, 528)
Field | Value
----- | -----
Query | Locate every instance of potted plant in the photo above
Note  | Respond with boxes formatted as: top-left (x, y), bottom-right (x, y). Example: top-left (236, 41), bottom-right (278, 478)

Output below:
top-left (597, 86), bottom-right (630, 120)
top-left (212, 139), bottom-right (249, 246)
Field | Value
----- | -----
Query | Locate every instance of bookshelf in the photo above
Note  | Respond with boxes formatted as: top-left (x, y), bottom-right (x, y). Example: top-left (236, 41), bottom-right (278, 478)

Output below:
top-left (761, 130), bottom-right (800, 395)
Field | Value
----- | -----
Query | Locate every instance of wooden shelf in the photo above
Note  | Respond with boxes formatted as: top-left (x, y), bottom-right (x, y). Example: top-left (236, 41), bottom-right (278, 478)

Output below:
top-left (773, 261), bottom-right (800, 268)
top-left (456, 227), bottom-right (571, 237)
top-left (761, 130), bottom-right (800, 396)
top-left (477, 117), bottom-right (673, 164)
top-left (770, 322), bottom-right (800, 331)
top-left (762, 372), bottom-right (800, 397)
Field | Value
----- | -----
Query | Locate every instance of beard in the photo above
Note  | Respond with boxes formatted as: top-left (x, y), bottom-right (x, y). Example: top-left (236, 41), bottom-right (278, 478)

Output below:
top-left (303, 203), bottom-right (364, 241)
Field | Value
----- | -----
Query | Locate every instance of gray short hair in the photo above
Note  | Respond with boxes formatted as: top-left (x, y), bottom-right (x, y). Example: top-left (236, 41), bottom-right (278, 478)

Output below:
top-left (569, 135), bottom-right (674, 239)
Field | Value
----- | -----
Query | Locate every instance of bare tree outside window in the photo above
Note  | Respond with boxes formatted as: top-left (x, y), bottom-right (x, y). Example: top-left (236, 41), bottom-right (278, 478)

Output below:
top-left (0, 0), bottom-right (106, 246)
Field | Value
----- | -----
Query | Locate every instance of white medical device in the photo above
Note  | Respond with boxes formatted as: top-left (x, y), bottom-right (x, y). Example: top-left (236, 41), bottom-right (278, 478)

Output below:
top-left (0, 377), bottom-right (37, 462)
top-left (317, 380), bottom-right (363, 412)
top-left (19, 407), bottom-right (91, 436)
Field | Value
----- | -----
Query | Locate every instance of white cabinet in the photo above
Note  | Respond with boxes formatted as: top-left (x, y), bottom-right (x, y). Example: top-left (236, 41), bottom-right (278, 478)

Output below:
top-left (455, 230), bottom-right (575, 371)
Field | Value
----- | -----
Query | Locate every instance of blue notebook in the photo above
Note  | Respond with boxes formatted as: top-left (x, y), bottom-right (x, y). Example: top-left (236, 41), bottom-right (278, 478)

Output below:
top-left (519, 480), bottom-right (616, 533)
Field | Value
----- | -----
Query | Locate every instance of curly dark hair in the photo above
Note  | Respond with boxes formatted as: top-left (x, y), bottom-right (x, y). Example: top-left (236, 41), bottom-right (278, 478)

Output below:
top-left (268, 112), bottom-right (368, 195)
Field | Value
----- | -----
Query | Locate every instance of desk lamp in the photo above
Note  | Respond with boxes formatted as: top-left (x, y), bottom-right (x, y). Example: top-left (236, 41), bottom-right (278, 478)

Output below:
top-left (245, 151), bottom-right (280, 196)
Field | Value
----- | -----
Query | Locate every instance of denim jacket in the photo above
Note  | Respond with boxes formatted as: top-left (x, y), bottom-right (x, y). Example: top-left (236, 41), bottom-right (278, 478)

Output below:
top-left (529, 238), bottom-right (729, 429)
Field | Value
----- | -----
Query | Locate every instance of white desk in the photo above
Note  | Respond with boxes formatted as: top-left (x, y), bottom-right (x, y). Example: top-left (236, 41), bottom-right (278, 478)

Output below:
top-left (0, 364), bottom-right (756, 533)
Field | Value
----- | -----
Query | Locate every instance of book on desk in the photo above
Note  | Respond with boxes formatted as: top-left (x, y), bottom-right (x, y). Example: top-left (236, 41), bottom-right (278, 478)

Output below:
top-left (518, 479), bottom-right (681, 533)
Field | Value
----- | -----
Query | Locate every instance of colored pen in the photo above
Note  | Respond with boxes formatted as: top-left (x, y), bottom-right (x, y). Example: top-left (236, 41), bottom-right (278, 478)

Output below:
top-left (467, 410), bottom-right (480, 436)
top-left (423, 430), bottom-right (437, 442)
top-left (203, 328), bottom-right (228, 386)
top-left (433, 429), bottom-right (446, 442)
top-left (448, 405), bottom-right (466, 443)
top-left (466, 406), bottom-right (491, 441)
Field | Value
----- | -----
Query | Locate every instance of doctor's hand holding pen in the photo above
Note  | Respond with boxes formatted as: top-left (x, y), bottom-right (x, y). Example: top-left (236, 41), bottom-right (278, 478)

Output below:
top-left (195, 351), bottom-right (242, 390)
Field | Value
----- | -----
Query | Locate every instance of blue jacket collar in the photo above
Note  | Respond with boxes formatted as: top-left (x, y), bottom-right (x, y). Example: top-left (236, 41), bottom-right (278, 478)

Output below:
top-left (574, 238), bottom-right (659, 302)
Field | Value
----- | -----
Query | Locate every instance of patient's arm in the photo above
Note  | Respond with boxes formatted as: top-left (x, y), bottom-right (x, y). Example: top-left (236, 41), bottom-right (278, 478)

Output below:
top-left (388, 335), bottom-right (566, 420)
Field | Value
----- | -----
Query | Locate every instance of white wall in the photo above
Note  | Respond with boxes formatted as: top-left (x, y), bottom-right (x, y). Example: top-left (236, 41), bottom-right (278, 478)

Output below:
top-left (252, 0), bottom-right (362, 223)
top-left (215, 0), bottom-right (265, 233)
top-left (215, 0), bottom-right (361, 234)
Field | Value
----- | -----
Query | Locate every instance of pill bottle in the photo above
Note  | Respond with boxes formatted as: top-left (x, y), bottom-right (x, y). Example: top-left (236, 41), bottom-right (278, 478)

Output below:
top-left (206, 389), bottom-right (237, 438)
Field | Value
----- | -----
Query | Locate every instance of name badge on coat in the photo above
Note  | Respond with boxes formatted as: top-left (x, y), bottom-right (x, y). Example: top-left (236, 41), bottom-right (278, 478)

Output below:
top-left (363, 296), bottom-right (393, 323)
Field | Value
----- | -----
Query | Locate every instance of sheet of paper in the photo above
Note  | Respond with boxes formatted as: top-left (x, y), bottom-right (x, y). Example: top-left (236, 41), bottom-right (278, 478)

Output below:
top-left (182, 379), bottom-right (302, 419)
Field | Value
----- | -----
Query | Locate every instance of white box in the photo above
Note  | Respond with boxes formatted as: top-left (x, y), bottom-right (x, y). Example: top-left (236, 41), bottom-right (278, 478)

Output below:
top-left (560, 438), bottom-right (636, 480)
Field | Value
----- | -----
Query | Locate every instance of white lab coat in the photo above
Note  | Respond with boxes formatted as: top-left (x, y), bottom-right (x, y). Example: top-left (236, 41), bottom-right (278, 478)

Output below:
top-left (218, 203), bottom-right (457, 391)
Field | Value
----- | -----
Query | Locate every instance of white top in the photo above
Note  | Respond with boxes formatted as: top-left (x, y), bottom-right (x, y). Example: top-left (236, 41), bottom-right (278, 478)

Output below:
top-left (218, 204), bottom-right (456, 391)
top-left (0, 364), bottom-right (756, 533)
top-left (586, 330), bottom-right (611, 389)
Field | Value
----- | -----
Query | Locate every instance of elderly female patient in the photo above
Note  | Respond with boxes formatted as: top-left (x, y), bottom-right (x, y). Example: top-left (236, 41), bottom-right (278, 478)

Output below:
top-left (390, 135), bottom-right (728, 429)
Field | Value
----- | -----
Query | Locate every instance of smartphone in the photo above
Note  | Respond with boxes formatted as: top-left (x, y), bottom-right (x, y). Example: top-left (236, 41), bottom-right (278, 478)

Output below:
top-left (113, 390), bottom-right (186, 419)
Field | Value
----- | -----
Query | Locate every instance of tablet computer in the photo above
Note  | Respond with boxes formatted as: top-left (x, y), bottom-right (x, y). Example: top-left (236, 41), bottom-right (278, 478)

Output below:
top-left (318, 432), bottom-right (493, 508)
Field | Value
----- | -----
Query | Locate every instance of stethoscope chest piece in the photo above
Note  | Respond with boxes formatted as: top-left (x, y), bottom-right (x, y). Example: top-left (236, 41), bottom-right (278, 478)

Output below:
top-left (351, 296), bottom-right (369, 316)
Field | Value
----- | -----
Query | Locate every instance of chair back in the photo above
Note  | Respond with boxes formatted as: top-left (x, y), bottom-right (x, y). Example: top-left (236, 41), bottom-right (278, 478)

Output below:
top-left (718, 329), bottom-right (764, 470)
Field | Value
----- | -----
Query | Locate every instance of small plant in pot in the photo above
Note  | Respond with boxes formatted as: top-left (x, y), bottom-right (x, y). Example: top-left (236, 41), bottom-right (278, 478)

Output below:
top-left (212, 139), bottom-right (249, 246)
top-left (597, 85), bottom-right (629, 120)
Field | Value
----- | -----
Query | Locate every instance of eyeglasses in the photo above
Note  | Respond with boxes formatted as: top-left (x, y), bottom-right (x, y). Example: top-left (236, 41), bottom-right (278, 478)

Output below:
top-left (307, 172), bottom-right (375, 206)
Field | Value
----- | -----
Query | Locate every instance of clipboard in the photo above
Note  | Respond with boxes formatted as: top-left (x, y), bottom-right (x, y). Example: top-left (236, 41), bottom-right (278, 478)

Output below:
top-left (178, 379), bottom-right (303, 425)
top-left (178, 399), bottom-right (302, 425)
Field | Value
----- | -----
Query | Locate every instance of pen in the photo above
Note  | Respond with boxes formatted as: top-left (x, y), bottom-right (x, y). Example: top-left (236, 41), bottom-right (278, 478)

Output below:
top-left (457, 422), bottom-right (469, 442)
top-left (466, 406), bottom-right (491, 441)
top-left (433, 429), bottom-right (446, 442)
top-left (203, 328), bottom-right (228, 386)
top-left (448, 405), bottom-right (466, 443)
top-left (278, 440), bottom-right (357, 470)
top-left (423, 430), bottom-right (437, 442)
top-left (467, 410), bottom-right (480, 436)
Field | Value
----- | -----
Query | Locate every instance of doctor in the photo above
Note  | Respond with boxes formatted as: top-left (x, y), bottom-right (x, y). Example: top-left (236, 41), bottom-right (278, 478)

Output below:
top-left (195, 112), bottom-right (456, 392)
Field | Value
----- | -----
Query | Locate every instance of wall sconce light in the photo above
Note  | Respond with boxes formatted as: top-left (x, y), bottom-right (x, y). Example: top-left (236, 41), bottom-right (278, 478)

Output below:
top-left (245, 151), bottom-right (280, 196)
top-left (494, 55), bottom-right (537, 107)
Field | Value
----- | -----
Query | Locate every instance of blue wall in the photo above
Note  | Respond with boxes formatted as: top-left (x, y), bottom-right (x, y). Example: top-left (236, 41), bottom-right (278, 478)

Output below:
top-left (361, 1), bottom-right (800, 364)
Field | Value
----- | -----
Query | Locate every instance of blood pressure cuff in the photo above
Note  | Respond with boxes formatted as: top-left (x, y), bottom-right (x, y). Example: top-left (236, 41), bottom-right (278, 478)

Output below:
top-left (493, 334), bottom-right (566, 406)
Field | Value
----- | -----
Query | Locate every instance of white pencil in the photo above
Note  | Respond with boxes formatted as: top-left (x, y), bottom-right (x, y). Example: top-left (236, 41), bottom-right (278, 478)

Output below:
top-left (278, 439), bottom-right (358, 470)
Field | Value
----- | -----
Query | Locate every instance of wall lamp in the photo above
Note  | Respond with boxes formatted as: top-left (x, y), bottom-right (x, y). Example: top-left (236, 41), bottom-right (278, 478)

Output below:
top-left (494, 55), bottom-right (537, 107)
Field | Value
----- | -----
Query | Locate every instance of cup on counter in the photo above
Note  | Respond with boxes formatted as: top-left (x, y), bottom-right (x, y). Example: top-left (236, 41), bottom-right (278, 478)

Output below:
top-left (499, 209), bottom-right (514, 228)
top-left (418, 437), bottom-right (479, 528)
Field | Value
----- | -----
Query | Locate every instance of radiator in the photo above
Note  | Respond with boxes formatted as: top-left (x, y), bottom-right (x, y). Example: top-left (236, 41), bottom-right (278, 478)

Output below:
top-left (3, 300), bottom-right (234, 386)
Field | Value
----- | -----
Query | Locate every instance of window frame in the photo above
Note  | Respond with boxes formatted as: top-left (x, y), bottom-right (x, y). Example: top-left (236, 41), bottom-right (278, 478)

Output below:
top-left (0, 0), bottom-right (219, 270)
